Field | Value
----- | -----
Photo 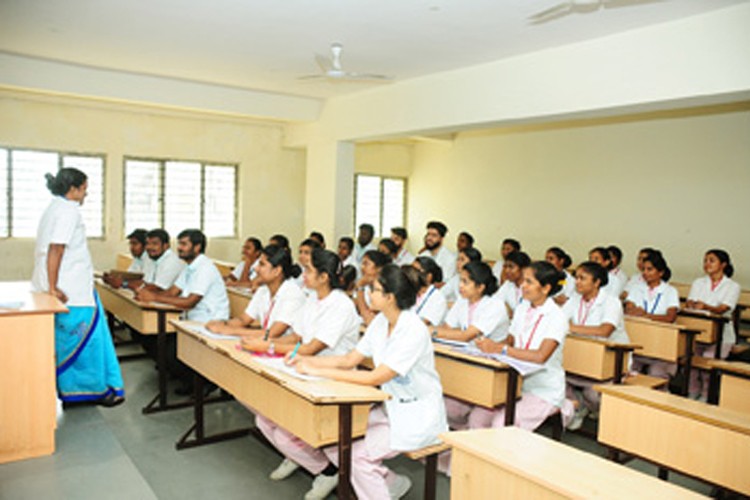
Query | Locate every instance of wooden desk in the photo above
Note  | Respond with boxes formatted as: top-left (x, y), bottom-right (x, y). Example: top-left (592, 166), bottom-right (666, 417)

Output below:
top-left (0, 281), bottom-right (67, 464)
top-left (212, 259), bottom-right (235, 279)
top-left (441, 427), bottom-right (702, 499)
top-left (677, 309), bottom-right (726, 350)
top-left (432, 343), bottom-right (520, 426)
top-left (706, 359), bottom-right (750, 414)
top-left (174, 321), bottom-right (388, 500)
top-left (95, 279), bottom-right (186, 414)
top-left (563, 335), bottom-right (638, 383)
top-left (674, 280), bottom-right (749, 339)
top-left (115, 252), bottom-right (133, 271)
top-left (596, 384), bottom-right (750, 496)
top-left (226, 285), bottom-right (252, 318)
top-left (624, 316), bottom-right (699, 395)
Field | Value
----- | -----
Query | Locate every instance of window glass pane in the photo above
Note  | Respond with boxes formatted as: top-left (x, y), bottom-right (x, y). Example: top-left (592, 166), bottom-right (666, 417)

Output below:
top-left (11, 150), bottom-right (57, 238)
top-left (354, 175), bottom-right (382, 237)
top-left (63, 155), bottom-right (104, 237)
top-left (0, 148), bottom-right (7, 237)
top-left (164, 161), bottom-right (201, 237)
top-left (125, 159), bottom-right (161, 235)
top-left (203, 165), bottom-right (236, 237)
top-left (381, 178), bottom-right (405, 237)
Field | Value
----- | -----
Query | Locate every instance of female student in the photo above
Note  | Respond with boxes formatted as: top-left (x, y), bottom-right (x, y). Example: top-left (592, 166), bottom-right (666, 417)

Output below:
top-left (354, 250), bottom-right (392, 325)
top-left (291, 265), bottom-right (448, 500)
top-left (562, 261), bottom-right (629, 429)
top-left (294, 238), bottom-right (322, 292)
top-left (225, 236), bottom-right (262, 287)
top-left (545, 247), bottom-right (576, 305)
top-left (589, 246), bottom-right (625, 298)
top-left (240, 249), bottom-right (362, 490)
top-left (686, 249), bottom-right (741, 399)
top-left (475, 261), bottom-right (574, 430)
top-left (624, 249), bottom-right (680, 379)
top-left (494, 251), bottom-right (531, 317)
top-left (441, 247), bottom-right (483, 303)
top-left (491, 238), bottom-right (521, 282)
top-left (607, 245), bottom-right (628, 297)
top-left (206, 245), bottom-right (305, 339)
top-left (31, 168), bottom-right (124, 406)
top-left (409, 258), bottom-right (447, 327)
top-left (624, 247), bottom-right (655, 299)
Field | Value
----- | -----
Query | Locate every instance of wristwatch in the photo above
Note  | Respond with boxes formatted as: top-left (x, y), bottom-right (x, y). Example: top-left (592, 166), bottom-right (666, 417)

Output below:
top-left (501, 345), bottom-right (508, 356)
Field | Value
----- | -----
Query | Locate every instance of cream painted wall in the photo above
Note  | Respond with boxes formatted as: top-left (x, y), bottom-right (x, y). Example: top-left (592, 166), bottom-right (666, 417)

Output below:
top-left (355, 142), bottom-right (414, 178)
top-left (407, 108), bottom-right (750, 287)
top-left (0, 90), bottom-right (306, 280)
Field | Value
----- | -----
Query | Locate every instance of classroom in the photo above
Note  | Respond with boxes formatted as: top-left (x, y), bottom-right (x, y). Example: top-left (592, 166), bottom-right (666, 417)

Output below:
top-left (1, 1), bottom-right (749, 499)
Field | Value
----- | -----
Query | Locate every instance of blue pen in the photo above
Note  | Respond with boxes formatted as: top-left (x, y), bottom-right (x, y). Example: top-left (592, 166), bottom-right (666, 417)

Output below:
top-left (289, 341), bottom-right (302, 361)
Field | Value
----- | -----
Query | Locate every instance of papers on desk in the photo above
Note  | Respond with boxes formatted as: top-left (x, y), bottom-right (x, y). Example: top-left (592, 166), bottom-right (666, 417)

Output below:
top-left (253, 357), bottom-right (323, 382)
top-left (0, 300), bottom-right (24, 310)
top-left (455, 344), bottom-right (545, 377)
top-left (432, 338), bottom-right (469, 348)
top-left (681, 308), bottom-right (711, 316)
top-left (190, 325), bottom-right (242, 341)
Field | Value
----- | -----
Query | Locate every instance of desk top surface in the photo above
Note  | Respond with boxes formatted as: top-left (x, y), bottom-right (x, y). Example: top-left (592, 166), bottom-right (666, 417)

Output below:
top-left (174, 320), bottom-right (388, 405)
top-left (95, 279), bottom-right (183, 312)
top-left (709, 359), bottom-right (750, 377)
top-left (677, 308), bottom-right (728, 324)
top-left (624, 315), bottom-right (689, 332)
top-left (597, 384), bottom-right (750, 435)
top-left (226, 286), bottom-right (253, 298)
top-left (441, 427), bottom-right (704, 499)
top-left (432, 343), bottom-right (510, 370)
top-left (0, 281), bottom-right (67, 316)
top-left (566, 333), bottom-right (642, 351)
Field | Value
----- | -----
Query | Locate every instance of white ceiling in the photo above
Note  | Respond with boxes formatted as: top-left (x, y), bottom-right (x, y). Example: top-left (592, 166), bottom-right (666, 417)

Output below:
top-left (0, 0), bottom-right (746, 99)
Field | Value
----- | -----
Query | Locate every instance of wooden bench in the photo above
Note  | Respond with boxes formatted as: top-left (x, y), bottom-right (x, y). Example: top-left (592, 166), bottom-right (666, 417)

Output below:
top-left (622, 373), bottom-right (669, 390)
top-left (441, 427), bottom-right (703, 499)
top-left (596, 384), bottom-right (750, 496)
top-left (677, 309), bottom-right (727, 355)
top-left (404, 441), bottom-right (451, 500)
top-left (674, 280), bottom-right (750, 342)
top-left (564, 334), bottom-right (639, 384)
top-left (706, 359), bottom-right (750, 413)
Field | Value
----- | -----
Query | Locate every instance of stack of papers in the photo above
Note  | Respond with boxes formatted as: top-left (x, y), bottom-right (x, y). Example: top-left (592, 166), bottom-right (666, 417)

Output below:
top-left (454, 343), bottom-right (545, 377)
top-left (190, 325), bottom-right (242, 341)
top-left (253, 357), bottom-right (323, 382)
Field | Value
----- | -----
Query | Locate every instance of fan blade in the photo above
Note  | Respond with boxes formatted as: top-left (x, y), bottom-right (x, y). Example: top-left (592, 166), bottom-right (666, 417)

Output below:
top-left (603, 0), bottom-right (665, 9)
top-left (297, 74), bottom-right (326, 81)
top-left (315, 53), bottom-right (332, 72)
top-left (529, 1), bottom-right (571, 21)
top-left (341, 72), bottom-right (392, 81)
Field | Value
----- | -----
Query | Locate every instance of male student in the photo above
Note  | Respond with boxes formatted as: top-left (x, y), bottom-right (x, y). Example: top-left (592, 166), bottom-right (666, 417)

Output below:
top-left (337, 236), bottom-right (357, 268)
top-left (135, 229), bottom-right (229, 394)
top-left (390, 227), bottom-right (414, 265)
top-left (102, 228), bottom-right (147, 288)
top-left (122, 229), bottom-right (185, 292)
top-left (419, 220), bottom-right (457, 282)
top-left (353, 223), bottom-right (376, 264)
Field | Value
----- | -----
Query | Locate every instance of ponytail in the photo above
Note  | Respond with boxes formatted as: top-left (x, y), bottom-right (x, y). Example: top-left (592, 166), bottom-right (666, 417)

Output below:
top-left (45, 168), bottom-right (87, 196)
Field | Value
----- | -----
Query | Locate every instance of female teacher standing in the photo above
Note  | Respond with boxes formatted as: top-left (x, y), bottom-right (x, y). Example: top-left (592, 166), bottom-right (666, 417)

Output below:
top-left (31, 168), bottom-right (124, 406)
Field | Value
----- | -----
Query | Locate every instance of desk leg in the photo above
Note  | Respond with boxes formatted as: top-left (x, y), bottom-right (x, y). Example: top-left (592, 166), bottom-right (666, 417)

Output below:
top-left (337, 404), bottom-right (354, 500)
top-left (707, 368), bottom-right (721, 405)
top-left (681, 333), bottom-right (696, 397)
top-left (714, 326), bottom-right (724, 360)
top-left (504, 370), bottom-right (519, 426)
top-left (614, 350), bottom-right (626, 385)
top-left (658, 467), bottom-right (669, 481)
top-left (424, 453), bottom-right (438, 500)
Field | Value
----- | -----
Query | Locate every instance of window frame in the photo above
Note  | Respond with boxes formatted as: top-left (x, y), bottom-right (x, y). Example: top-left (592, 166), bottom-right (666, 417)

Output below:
top-left (122, 156), bottom-right (239, 239)
top-left (352, 173), bottom-right (408, 238)
top-left (0, 144), bottom-right (107, 239)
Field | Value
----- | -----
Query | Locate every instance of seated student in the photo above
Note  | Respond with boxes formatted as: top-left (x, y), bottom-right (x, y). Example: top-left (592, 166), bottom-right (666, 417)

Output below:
top-left (624, 249), bottom-right (680, 379)
top-left (624, 247), bottom-right (654, 299)
top-left (135, 229), bottom-right (230, 394)
top-left (475, 261), bottom-right (574, 431)
top-left (102, 228), bottom-right (148, 288)
top-left (406, 260), bottom-right (447, 327)
top-left (354, 250), bottom-right (392, 325)
top-left (589, 246), bottom-right (625, 298)
top-left (225, 236), bottom-right (262, 287)
top-left (607, 245), bottom-right (628, 298)
top-left (291, 265), bottom-right (448, 500)
top-left (545, 247), bottom-right (576, 306)
top-left (131, 229), bottom-right (185, 292)
top-left (295, 239), bottom-right (322, 293)
top-left (269, 234), bottom-right (291, 253)
top-left (340, 265), bottom-right (358, 297)
top-left (308, 231), bottom-right (326, 249)
top-left (686, 249), bottom-right (741, 400)
top-left (239, 249), bottom-right (361, 493)
top-left (442, 247), bottom-right (483, 303)
top-left (354, 223), bottom-right (377, 264)
top-left (390, 227), bottom-right (414, 266)
top-left (378, 238), bottom-right (399, 261)
top-left (492, 238), bottom-right (521, 283)
top-left (456, 231), bottom-right (474, 253)
top-left (337, 236), bottom-right (357, 268)
top-left (494, 250), bottom-right (531, 318)
top-left (206, 244), bottom-right (306, 340)
top-left (562, 261), bottom-right (629, 430)
top-left (419, 221), bottom-right (457, 282)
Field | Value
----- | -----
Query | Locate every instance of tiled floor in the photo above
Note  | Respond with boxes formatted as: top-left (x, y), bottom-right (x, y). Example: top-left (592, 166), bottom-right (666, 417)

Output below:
top-left (0, 338), bottom-right (716, 500)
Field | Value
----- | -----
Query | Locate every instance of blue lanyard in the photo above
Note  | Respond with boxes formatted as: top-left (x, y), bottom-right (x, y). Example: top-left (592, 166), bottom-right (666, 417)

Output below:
top-left (644, 293), bottom-right (662, 314)
top-left (416, 286), bottom-right (437, 314)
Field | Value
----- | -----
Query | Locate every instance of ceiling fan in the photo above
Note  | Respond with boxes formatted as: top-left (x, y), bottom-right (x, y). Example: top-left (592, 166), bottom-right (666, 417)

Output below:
top-left (529, 0), bottom-right (665, 24)
top-left (298, 43), bottom-right (392, 82)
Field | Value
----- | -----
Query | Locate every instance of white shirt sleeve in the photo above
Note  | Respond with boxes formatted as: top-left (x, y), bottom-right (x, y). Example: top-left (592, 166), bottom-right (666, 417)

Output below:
top-left (48, 206), bottom-right (78, 245)
top-left (663, 285), bottom-right (681, 310)
top-left (230, 261), bottom-right (245, 280)
top-left (443, 301), bottom-right (462, 328)
top-left (471, 297), bottom-right (505, 335)
top-left (601, 296), bottom-right (624, 327)
top-left (313, 300), bottom-right (358, 348)
top-left (182, 265), bottom-right (213, 297)
top-left (355, 315), bottom-right (381, 358)
top-left (152, 253), bottom-right (185, 290)
top-left (244, 287), bottom-right (268, 321)
top-left (380, 317), bottom-right (428, 376)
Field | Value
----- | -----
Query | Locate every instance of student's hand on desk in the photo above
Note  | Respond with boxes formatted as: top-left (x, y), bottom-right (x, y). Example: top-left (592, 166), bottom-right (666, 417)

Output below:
top-left (103, 274), bottom-right (124, 288)
top-left (475, 337), bottom-right (503, 354)
top-left (49, 288), bottom-right (68, 303)
top-left (285, 352), bottom-right (304, 366)
top-left (135, 288), bottom-right (156, 303)
top-left (205, 320), bottom-right (228, 333)
top-left (293, 358), bottom-right (319, 375)
top-left (241, 338), bottom-right (265, 352)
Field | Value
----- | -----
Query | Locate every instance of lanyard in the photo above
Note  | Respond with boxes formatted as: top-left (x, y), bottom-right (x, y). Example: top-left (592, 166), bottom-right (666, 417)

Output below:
top-left (416, 286), bottom-right (437, 314)
top-left (522, 312), bottom-right (545, 350)
top-left (577, 297), bottom-right (595, 325)
top-left (710, 277), bottom-right (723, 292)
top-left (643, 293), bottom-right (662, 315)
top-left (262, 299), bottom-right (276, 331)
top-left (465, 301), bottom-right (479, 331)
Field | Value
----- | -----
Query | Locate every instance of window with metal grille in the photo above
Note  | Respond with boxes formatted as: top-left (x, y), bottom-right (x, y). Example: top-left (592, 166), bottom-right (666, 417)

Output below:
top-left (354, 174), bottom-right (406, 237)
top-left (124, 158), bottom-right (237, 238)
top-left (0, 146), bottom-right (105, 238)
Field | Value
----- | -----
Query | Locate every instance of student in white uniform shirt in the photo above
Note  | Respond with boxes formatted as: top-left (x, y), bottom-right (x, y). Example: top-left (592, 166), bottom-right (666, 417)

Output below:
top-left (308, 230), bottom-right (326, 249)
top-left (589, 246), bottom-right (625, 299)
top-left (686, 249), bottom-right (741, 399)
top-left (354, 250), bottom-right (392, 326)
top-left (139, 229), bottom-right (185, 291)
top-left (456, 231), bottom-right (474, 254)
top-left (418, 220), bottom-right (458, 283)
top-left (378, 238), bottom-right (399, 262)
top-left (475, 261), bottom-right (575, 431)
top-left (291, 265), bottom-right (448, 500)
top-left (390, 227), bottom-right (414, 266)
top-left (436, 261), bottom-right (509, 431)
top-left (337, 236), bottom-right (357, 269)
top-left (563, 261), bottom-right (629, 430)
top-left (225, 236), bottom-right (262, 287)
top-left (441, 247), bottom-right (483, 303)
top-left (102, 228), bottom-right (147, 288)
top-left (545, 247), bottom-right (576, 306)
top-left (624, 249), bottom-right (680, 380)
top-left (624, 247), bottom-right (654, 299)
top-left (405, 261), bottom-right (447, 327)
top-left (206, 244), bottom-right (306, 340)
top-left (607, 245), bottom-right (628, 299)
top-left (491, 238), bottom-right (521, 283)
top-left (493, 251), bottom-right (531, 318)
top-left (293, 238), bottom-right (321, 293)
top-left (354, 223), bottom-right (377, 264)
